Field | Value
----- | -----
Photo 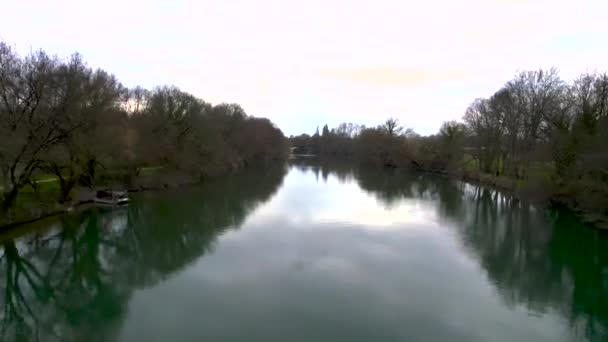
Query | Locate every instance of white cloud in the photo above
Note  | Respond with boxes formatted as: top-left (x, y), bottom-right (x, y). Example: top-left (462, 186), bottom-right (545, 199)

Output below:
top-left (1, 0), bottom-right (607, 135)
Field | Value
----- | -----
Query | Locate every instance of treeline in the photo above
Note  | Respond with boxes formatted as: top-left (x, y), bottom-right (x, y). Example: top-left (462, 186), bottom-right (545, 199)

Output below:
top-left (0, 41), bottom-right (287, 214)
top-left (460, 69), bottom-right (608, 180)
top-left (289, 120), bottom-right (416, 167)
top-left (290, 68), bottom-right (608, 222)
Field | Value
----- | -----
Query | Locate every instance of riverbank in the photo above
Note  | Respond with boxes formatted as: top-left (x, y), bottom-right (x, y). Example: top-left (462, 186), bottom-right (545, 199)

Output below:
top-left (293, 155), bottom-right (608, 229)
top-left (7, 160), bottom-right (606, 232)
top-left (456, 170), bottom-right (608, 230)
top-left (0, 161), bottom-right (292, 231)
top-left (0, 169), bottom-right (204, 231)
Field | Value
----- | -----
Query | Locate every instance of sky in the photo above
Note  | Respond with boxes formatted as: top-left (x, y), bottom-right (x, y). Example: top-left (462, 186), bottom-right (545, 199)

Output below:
top-left (1, 0), bottom-right (607, 136)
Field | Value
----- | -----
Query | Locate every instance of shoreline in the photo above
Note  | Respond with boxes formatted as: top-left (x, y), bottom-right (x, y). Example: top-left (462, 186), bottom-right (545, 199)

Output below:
top-left (0, 177), bottom-right (200, 232)
top-left (298, 156), bottom-right (608, 230)
top-left (0, 162), bottom-right (287, 232)
top-left (3, 162), bottom-right (607, 233)
top-left (452, 170), bottom-right (608, 230)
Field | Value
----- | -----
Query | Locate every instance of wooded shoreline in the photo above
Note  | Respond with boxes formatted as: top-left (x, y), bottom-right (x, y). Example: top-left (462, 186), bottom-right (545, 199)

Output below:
top-left (0, 170), bottom-right (199, 231)
top-left (290, 69), bottom-right (608, 231)
top-left (2, 40), bottom-right (607, 232)
top-left (422, 167), bottom-right (608, 230)
top-left (1, 41), bottom-right (288, 225)
top-left (300, 154), bottom-right (608, 230)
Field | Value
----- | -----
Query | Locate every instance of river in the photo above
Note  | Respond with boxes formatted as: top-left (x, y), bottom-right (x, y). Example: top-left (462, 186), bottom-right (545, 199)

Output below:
top-left (1, 160), bottom-right (607, 341)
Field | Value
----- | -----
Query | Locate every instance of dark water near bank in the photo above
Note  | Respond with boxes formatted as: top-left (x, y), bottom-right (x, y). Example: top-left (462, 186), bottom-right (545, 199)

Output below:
top-left (1, 161), bottom-right (608, 342)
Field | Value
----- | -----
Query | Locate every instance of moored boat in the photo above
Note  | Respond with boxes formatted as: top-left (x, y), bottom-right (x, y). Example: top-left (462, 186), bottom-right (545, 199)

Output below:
top-left (94, 190), bottom-right (130, 206)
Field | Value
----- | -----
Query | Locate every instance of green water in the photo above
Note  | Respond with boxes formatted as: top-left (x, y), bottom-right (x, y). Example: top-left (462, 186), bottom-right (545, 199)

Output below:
top-left (1, 161), bottom-right (608, 342)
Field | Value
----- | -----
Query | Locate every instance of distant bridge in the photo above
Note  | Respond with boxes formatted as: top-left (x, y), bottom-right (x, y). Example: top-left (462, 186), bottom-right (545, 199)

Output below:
top-left (289, 146), bottom-right (317, 158)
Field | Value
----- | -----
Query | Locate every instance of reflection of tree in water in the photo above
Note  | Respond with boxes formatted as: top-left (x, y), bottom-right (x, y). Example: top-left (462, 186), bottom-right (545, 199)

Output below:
top-left (356, 167), bottom-right (415, 208)
top-left (355, 166), bottom-right (462, 211)
top-left (290, 158), bottom-right (323, 182)
top-left (122, 164), bottom-right (287, 286)
top-left (291, 159), bottom-right (464, 210)
top-left (442, 185), bottom-right (608, 341)
top-left (1, 238), bottom-right (52, 342)
top-left (0, 165), bottom-right (287, 341)
top-left (297, 160), bottom-right (608, 341)
top-left (0, 211), bottom-right (130, 342)
top-left (289, 158), bottom-right (355, 184)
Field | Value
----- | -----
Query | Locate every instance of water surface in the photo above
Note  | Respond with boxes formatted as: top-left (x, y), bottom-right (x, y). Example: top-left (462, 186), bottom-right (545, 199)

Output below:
top-left (1, 161), bottom-right (607, 341)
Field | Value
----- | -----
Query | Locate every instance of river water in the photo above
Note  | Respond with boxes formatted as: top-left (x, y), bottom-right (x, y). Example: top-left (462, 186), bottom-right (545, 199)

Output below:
top-left (1, 160), bottom-right (607, 341)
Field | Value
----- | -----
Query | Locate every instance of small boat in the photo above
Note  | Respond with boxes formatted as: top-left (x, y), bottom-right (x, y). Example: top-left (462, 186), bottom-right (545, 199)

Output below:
top-left (94, 190), bottom-right (130, 206)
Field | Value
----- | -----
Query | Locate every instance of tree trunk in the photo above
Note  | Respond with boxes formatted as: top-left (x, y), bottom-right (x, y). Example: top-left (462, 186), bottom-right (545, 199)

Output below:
top-left (2, 186), bottom-right (19, 213)
top-left (58, 176), bottom-right (77, 203)
top-left (1, 165), bottom-right (10, 190)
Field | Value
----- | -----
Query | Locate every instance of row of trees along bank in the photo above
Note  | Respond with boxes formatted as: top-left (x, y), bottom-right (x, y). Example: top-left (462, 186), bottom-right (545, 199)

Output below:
top-left (290, 69), bottom-right (608, 226)
top-left (0, 41), bottom-right (287, 222)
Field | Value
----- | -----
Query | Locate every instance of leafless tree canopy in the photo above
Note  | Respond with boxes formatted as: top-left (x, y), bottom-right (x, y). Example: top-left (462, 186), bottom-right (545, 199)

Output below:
top-left (289, 68), bottom-right (608, 219)
top-left (0, 41), bottom-right (287, 214)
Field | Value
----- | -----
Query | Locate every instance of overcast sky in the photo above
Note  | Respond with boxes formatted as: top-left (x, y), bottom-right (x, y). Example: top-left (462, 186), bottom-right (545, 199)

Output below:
top-left (1, 0), bottom-right (607, 136)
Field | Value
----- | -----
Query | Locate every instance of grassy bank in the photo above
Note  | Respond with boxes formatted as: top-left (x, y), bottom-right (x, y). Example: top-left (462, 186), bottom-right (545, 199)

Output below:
top-left (0, 167), bottom-right (204, 230)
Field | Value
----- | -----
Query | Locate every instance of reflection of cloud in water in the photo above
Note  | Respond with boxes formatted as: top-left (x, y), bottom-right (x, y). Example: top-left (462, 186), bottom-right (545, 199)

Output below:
top-left (314, 200), bottom-right (436, 228)
top-left (99, 207), bottom-right (129, 233)
top-left (2, 161), bottom-right (607, 342)
top-left (249, 166), bottom-right (438, 229)
top-left (125, 215), bottom-right (570, 342)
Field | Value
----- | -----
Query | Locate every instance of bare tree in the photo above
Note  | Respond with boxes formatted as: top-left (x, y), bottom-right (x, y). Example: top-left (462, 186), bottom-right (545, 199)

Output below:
top-left (382, 118), bottom-right (404, 137)
top-left (0, 44), bottom-right (80, 211)
top-left (438, 120), bottom-right (467, 169)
